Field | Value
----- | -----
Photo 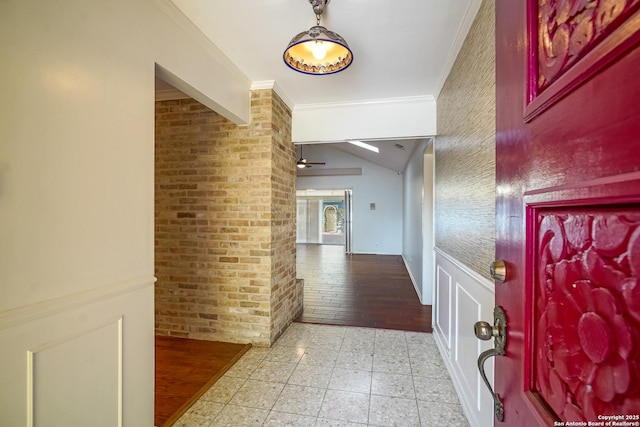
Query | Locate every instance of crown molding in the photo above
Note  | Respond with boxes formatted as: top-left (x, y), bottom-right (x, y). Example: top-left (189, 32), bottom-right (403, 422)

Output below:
top-left (293, 95), bottom-right (436, 112)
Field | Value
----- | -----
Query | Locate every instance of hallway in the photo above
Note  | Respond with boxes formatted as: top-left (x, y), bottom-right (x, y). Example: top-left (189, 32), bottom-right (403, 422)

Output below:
top-left (169, 246), bottom-right (464, 426)
top-left (173, 323), bottom-right (469, 426)
top-left (295, 244), bottom-right (432, 332)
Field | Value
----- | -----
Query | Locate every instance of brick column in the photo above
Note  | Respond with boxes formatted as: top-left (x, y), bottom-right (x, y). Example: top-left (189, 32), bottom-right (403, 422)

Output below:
top-left (155, 89), bottom-right (300, 346)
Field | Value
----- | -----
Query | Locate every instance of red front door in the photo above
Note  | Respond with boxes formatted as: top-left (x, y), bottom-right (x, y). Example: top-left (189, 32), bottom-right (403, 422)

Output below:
top-left (495, 1), bottom-right (640, 425)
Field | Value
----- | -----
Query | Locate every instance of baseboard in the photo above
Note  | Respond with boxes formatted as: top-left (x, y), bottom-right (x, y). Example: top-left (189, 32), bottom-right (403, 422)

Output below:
top-left (401, 254), bottom-right (425, 304)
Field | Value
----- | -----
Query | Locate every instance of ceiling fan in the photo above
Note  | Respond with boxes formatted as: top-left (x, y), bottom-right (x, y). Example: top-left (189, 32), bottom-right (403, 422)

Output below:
top-left (296, 145), bottom-right (326, 168)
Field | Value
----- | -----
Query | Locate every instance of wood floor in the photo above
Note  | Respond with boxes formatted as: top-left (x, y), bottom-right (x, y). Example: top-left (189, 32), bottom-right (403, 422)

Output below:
top-left (295, 244), bottom-right (432, 332)
top-left (154, 336), bottom-right (251, 427)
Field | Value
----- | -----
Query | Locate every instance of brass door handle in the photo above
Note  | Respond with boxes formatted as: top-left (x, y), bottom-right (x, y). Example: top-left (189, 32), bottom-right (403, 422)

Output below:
top-left (474, 306), bottom-right (507, 422)
top-left (474, 320), bottom-right (501, 341)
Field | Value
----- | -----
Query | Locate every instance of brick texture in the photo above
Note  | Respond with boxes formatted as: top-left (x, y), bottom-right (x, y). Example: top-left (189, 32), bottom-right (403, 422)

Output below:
top-left (154, 90), bottom-right (301, 346)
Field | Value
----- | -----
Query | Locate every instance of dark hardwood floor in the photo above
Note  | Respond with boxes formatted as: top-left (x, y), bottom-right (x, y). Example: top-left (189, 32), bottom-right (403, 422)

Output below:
top-left (154, 336), bottom-right (251, 427)
top-left (295, 244), bottom-right (432, 332)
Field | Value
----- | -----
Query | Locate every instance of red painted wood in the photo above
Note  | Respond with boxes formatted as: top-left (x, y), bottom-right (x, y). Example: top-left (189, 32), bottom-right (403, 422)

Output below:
top-left (525, 1), bottom-right (640, 121)
top-left (496, 0), bottom-right (640, 425)
top-left (531, 209), bottom-right (640, 421)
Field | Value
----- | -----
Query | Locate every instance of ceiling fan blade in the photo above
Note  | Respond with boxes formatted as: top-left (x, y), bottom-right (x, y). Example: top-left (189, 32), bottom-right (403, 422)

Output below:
top-left (296, 146), bottom-right (325, 167)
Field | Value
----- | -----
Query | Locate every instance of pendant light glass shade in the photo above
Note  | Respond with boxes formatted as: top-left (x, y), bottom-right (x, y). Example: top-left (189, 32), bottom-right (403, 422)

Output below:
top-left (283, 26), bottom-right (353, 75)
top-left (283, 0), bottom-right (353, 75)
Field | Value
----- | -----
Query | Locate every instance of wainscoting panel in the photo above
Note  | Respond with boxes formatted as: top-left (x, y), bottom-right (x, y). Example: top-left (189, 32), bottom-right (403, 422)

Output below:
top-left (0, 276), bottom-right (154, 427)
top-left (455, 284), bottom-right (484, 401)
top-left (434, 250), bottom-right (495, 427)
top-left (29, 318), bottom-right (122, 426)
top-left (434, 264), bottom-right (452, 351)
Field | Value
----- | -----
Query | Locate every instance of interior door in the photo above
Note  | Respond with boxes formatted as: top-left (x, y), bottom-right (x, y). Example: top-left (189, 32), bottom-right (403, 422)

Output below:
top-left (495, 1), bottom-right (640, 425)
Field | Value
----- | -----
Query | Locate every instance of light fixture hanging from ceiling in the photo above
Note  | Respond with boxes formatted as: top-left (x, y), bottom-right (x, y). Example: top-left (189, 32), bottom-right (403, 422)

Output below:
top-left (283, 0), bottom-right (353, 75)
top-left (297, 145), bottom-right (326, 168)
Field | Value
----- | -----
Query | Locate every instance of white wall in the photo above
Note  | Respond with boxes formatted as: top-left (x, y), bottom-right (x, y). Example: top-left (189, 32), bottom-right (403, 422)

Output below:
top-left (296, 144), bottom-right (403, 255)
top-left (0, 0), bottom-right (251, 424)
top-left (423, 145), bottom-right (435, 305)
top-left (402, 139), bottom-right (432, 303)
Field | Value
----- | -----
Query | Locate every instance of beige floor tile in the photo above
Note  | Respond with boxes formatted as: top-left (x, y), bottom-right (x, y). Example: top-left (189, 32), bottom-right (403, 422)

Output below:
top-left (288, 363), bottom-right (333, 388)
top-left (373, 353), bottom-right (412, 375)
top-left (328, 368), bottom-right (372, 393)
top-left (315, 419), bottom-right (367, 427)
top-left (417, 401), bottom-right (470, 427)
top-left (341, 328), bottom-right (375, 353)
top-left (242, 346), bottom-right (272, 361)
top-left (223, 356), bottom-right (262, 379)
top-left (227, 379), bottom-right (284, 409)
top-left (209, 404), bottom-right (269, 427)
top-left (410, 357), bottom-right (449, 379)
top-left (199, 375), bottom-right (246, 403)
top-left (265, 344), bottom-right (306, 363)
top-left (263, 410), bottom-right (317, 426)
top-left (371, 372), bottom-right (416, 399)
top-left (271, 384), bottom-right (325, 416)
top-left (249, 360), bottom-right (297, 383)
top-left (318, 389), bottom-right (370, 424)
top-left (369, 395), bottom-right (420, 427)
top-left (405, 331), bottom-right (436, 347)
top-left (374, 331), bottom-right (408, 355)
top-left (335, 350), bottom-right (374, 371)
top-left (413, 377), bottom-right (460, 403)
top-left (299, 346), bottom-right (339, 367)
top-left (174, 400), bottom-right (224, 426)
top-left (179, 324), bottom-right (471, 427)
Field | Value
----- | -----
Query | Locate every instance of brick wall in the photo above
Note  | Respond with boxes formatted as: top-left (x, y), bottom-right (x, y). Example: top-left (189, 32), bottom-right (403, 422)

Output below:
top-left (267, 92), bottom-right (301, 342)
top-left (154, 89), bottom-right (300, 346)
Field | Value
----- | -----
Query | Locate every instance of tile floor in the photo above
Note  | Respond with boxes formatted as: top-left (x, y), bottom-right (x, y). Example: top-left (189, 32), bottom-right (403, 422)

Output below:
top-left (174, 323), bottom-right (470, 427)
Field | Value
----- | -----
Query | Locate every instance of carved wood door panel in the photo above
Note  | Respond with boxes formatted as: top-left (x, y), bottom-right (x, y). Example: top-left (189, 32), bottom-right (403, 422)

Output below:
top-left (495, 1), bottom-right (640, 425)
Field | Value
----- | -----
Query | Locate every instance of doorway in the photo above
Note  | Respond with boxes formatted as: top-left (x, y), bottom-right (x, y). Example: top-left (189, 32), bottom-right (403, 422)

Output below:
top-left (296, 189), bottom-right (352, 251)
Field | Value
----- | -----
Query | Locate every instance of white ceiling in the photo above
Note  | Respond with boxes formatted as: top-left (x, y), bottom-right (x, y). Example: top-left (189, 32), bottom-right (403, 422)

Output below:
top-left (332, 139), bottom-right (422, 173)
top-left (160, 0), bottom-right (482, 172)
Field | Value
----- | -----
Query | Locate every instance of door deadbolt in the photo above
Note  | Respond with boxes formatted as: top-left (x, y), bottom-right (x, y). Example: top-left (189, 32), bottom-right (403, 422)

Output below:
top-left (490, 260), bottom-right (507, 282)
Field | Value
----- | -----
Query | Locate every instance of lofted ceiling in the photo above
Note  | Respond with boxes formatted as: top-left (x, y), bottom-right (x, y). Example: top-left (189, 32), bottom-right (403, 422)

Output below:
top-left (159, 0), bottom-right (482, 172)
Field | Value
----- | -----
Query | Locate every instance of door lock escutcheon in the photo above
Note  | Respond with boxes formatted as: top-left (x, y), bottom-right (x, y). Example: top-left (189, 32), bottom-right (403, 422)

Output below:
top-left (474, 306), bottom-right (507, 422)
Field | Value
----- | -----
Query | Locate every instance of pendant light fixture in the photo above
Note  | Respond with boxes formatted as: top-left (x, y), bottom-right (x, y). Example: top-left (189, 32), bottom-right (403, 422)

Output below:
top-left (283, 0), bottom-right (353, 75)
